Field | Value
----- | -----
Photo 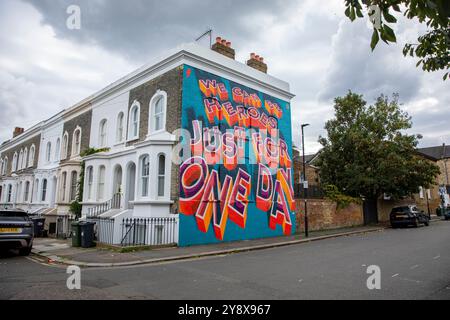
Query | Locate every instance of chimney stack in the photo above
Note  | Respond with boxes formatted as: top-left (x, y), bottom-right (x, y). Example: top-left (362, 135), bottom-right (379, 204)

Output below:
top-left (13, 127), bottom-right (24, 138)
top-left (212, 36), bottom-right (236, 60)
top-left (246, 53), bottom-right (268, 73)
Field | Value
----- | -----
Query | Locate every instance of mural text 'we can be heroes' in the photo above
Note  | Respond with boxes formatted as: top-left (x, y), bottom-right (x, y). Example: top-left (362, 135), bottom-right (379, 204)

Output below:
top-left (179, 65), bottom-right (296, 246)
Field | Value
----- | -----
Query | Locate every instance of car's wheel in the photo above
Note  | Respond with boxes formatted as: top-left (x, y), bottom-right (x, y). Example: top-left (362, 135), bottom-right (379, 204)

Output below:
top-left (391, 223), bottom-right (398, 229)
top-left (424, 219), bottom-right (430, 226)
top-left (414, 218), bottom-right (420, 228)
top-left (19, 247), bottom-right (32, 256)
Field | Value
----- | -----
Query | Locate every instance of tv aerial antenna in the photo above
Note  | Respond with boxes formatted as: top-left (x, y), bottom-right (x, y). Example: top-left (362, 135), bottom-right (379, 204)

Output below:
top-left (195, 28), bottom-right (213, 48)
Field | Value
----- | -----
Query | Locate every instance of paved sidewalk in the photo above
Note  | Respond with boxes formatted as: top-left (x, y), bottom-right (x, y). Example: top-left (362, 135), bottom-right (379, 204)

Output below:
top-left (31, 225), bottom-right (386, 268)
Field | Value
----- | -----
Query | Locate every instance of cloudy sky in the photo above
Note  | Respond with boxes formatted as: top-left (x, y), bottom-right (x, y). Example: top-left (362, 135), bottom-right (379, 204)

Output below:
top-left (0, 0), bottom-right (448, 153)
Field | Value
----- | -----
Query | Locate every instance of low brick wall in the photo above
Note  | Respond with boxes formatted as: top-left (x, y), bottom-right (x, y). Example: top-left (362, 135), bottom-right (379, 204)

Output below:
top-left (295, 199), bottom-right (364, 233)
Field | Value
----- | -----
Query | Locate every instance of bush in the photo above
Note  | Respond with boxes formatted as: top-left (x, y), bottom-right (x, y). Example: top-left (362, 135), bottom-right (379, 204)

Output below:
top-left (324, 184), bottom-right (361, 209)
top-left (69, 201), bottom-right (82, 219)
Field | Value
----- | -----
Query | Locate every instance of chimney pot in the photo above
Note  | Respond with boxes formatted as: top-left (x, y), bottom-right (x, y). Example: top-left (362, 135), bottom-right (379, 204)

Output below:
top-left (246, 52), bottom-right (268, 74)
top-left (13, 127), bottom-right (24, 138)
top-left (211, 37), bottom-right (236, 60)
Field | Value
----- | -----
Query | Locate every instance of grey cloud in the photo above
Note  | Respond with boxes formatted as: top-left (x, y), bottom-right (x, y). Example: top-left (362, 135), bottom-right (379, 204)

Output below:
top-left (24, 0), bottom-right (290, 62)
top-left (318, 19), bottom-right (422, 104)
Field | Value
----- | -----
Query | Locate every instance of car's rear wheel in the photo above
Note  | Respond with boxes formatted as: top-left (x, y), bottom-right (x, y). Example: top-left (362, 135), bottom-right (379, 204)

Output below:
top-left (19, 247), bottom-right (32, 256)
top-left (424, 219), bottom-right (430, 226)
top-left (414, 218), bottom-right (420, 228)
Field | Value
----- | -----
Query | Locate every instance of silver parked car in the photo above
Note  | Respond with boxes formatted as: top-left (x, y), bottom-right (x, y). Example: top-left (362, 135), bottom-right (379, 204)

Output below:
top-left (0, 210), bottom-right (34, 256)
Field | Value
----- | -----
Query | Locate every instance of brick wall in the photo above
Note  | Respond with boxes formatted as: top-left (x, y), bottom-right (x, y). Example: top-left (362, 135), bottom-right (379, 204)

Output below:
top-left (128, 66), bottom-right (183, 202)
top-left (61, 109), bottom-right (92, 162)
top-left (295, 199), bottom-right (364, 233)
top-left (0, 134), bottom-right (41, 175)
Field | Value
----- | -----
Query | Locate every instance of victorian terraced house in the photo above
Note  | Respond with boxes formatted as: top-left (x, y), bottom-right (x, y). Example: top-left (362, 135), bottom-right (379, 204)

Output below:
top-left (0, 41), bottom-right (296, 246)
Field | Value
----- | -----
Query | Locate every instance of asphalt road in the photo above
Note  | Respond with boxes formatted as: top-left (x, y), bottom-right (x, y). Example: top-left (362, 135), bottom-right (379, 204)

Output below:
top-left (1, 221), bottom-right (450, 300)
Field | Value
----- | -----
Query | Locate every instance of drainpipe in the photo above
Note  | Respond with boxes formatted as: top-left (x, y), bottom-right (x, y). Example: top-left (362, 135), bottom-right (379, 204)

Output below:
top-left (443, 143), bottom-right (449, 186)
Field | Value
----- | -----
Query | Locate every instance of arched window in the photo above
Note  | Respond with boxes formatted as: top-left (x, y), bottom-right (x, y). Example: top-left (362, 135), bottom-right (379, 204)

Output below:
top-left (99, 119), bottom-right (108, 147)
top-left (72, 128), bottom-right (82, 156)
top-left (55, 138), bottom-right (60, 160)
top-left (23, 148), bottom-right (28, 169)
top-left (18, 150), bottom-right (23, 170)
top-left (12, 152), bottom-right (18, 172)
top-left (116, 112), bottom-right (124, 143)
top-left (41, 179), bottom-right (47, 202)
top-left (62, 133), bottom-right (68, 159)
top-left (24, 181), bottom-right (30, 202)
top-left (61, 172), bottom-right (67, 202)
top-left (46, 142), bottom-right (52, 163)
top-left (29, 145), bottom-right (35, 167)
top-left (141, 155), bottom-right (150, 197)
top-left (86, 166), bottom-right (94, 200)
top-left (128, 101), bottom-right (140, 140)
top-left (150, 92), bottom-right (167, 133)
top-left (157, 154), bottom-right (166, 197)
top-left (97, 166), bottom-right (106, 201)
top-left (70, 171), bottom-right (78, 201)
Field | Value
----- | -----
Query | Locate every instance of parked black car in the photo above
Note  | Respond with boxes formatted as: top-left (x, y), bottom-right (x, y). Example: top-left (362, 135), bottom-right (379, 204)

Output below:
top-left (444, 207), bottom-right (450, 221)
top-left (0, 210), bottom-right (34, 256)
top-left (390, 205), bottom-right (430, 228)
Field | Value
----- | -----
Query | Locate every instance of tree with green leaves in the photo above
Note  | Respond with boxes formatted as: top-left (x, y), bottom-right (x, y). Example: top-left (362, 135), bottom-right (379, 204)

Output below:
top-left (344, 0), bottom-right (449, 80)
top-left (317, 91), bottom-right (440, 218)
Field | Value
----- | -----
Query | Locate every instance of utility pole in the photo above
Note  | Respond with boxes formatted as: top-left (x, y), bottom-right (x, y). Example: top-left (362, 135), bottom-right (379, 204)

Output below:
top-left (301, 123), bottom-right (310, 238)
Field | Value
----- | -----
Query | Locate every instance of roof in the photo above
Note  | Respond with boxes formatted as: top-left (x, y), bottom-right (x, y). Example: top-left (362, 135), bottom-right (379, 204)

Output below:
top-left (417, 145), bottom-right (450, 160)
top-left (1, 43), bottom-right (295, 149)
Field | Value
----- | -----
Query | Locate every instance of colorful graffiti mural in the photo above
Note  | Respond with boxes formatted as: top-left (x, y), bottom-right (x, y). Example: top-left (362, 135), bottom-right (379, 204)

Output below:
top-left (179, 65), bottom-right (296, 246)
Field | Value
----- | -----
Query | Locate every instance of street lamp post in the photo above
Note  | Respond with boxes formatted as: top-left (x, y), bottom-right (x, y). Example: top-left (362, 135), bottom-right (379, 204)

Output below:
top-left (301, 123), bottom-right (310, 238)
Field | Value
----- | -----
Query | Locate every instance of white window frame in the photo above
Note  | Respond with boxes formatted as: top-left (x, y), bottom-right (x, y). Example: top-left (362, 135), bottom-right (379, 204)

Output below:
top-left (70, 171), bottom-right (78, 201)
top-left (12, 152), bottom-right (18, 172)
top-left (18, 150), bottom-right (23, 170)
top-left (157, 153), bottom-right (166, 198)
top-left (46, 142), bottom-right (52, 163)
top-left (116, 112), bottom-right (125, 143)
top-left (141, 155), bottom-right (150, 197)
top-left (29, 145), bottom-right (35, 167)
top-left (61, 172), bottom-right (67, 202)
top-left (2, 157), bottom-right (7, 174)
top-left (41, 179), bottom-right (47, 202)
top-left (128, 101), bottom-right (140, 141)
top-left (7, 184), bottom-right (12, 203)
top-left (34, 179), bottom-right (39, 202)
top-left (86, 166), bottom-right (94, 200)
top-left (55, 138), bottom-right (60, 161)
top-left (72, 127), bottom-right (82, 156)
top-left (23, 148), bottom-right (28, 169)
top-left (24, 181), bottom-right (30, 202)
top-left (62, 132), bottom-right (69, 160)
top-left (99, 119), bottom-right (108, 148)
top-left (149, 91), bottom-right (167, 135)
top-left (97, 166), bottom-right (106, 201)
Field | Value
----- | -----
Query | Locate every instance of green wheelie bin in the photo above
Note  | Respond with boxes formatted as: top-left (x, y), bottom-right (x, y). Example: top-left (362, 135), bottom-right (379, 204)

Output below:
top-left (71, 222), bottom-right (81, 247)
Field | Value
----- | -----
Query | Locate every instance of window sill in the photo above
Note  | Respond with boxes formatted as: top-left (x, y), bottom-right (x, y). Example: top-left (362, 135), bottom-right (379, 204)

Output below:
top-left (132, 200), bottom-right (174, 205)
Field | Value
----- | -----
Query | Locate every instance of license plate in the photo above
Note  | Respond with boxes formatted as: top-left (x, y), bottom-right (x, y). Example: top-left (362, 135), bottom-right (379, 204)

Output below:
top-left (396, 215), bottom-right (409, 218)
top-left (0, 228), bottom-right (22, 234)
